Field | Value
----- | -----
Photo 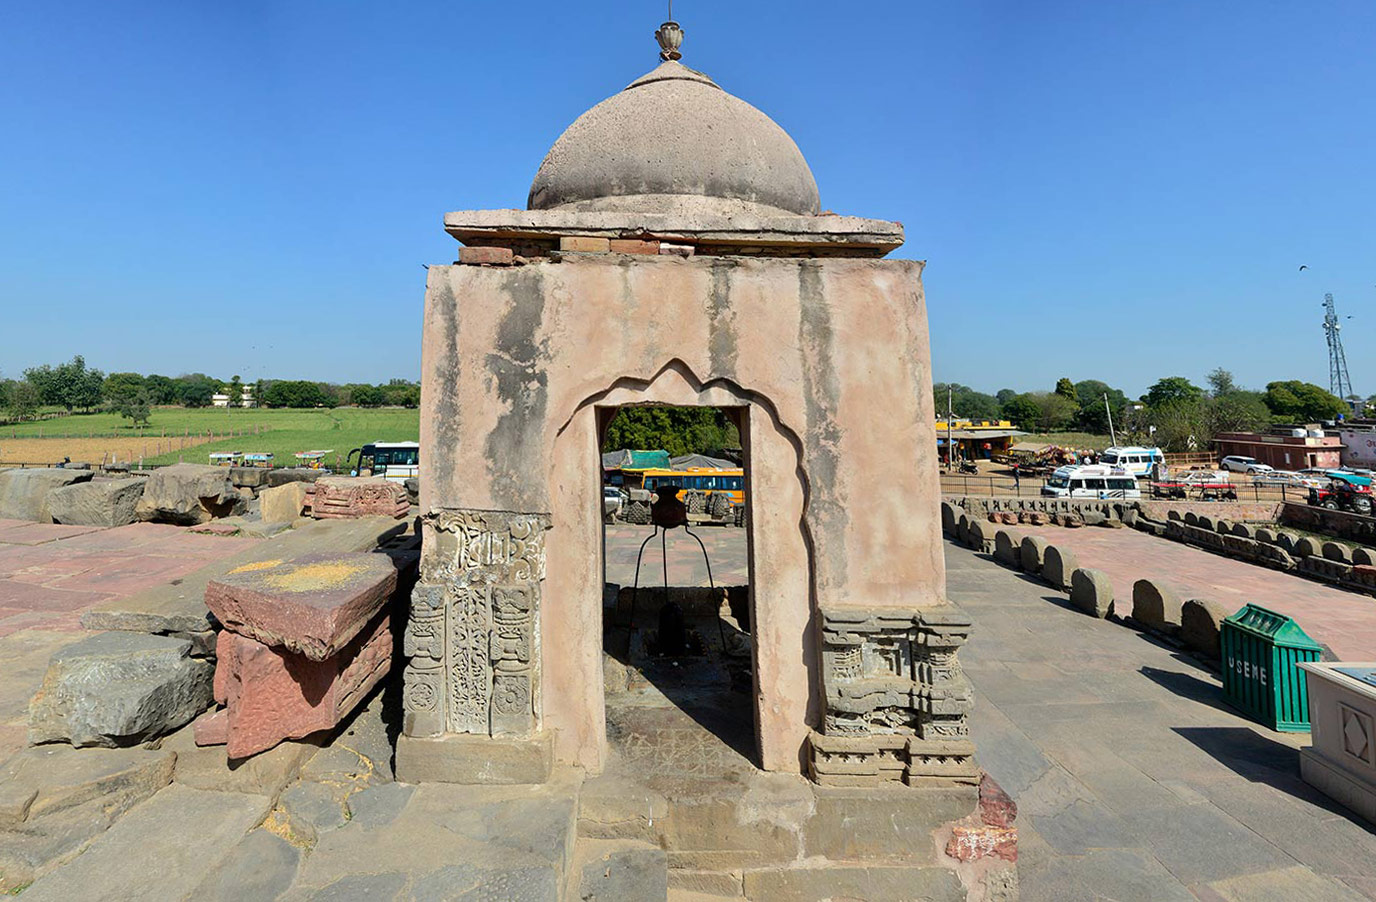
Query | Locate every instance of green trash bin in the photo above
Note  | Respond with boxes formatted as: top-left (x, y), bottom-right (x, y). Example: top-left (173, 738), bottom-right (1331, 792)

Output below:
top-left (1220, 603), bottom-right (1323, 732)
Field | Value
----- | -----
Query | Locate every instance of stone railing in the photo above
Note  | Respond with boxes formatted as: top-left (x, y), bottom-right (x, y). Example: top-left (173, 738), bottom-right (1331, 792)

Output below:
top-left (1279, 501), bottom-right (1376, 546)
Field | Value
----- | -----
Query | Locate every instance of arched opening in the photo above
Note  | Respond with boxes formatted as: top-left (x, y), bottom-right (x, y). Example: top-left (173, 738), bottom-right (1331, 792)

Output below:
top-left (540, 361), bottom-right (818, 774)
top-left (598, 403), bottom-right (757, 772)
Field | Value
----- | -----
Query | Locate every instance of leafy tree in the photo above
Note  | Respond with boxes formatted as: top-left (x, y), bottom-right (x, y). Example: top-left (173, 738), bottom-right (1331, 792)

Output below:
top-left (1206, 390), bottom-right (1271, 434)
top-left (1263, 380), bottom-right (1348, 422)
top-left (1147, 399), bottom-right (1208, 452)
top-left (351, 384), bottom-right (386, 407)
top-left (1206, 367), bottom-right (1237, 397)
top-left (380, 380), bottom-right (420, 408)
top-left (1070, 380), bottom-right (1128, 433)
top-left (0, 379), bottom-right (12, 411)
top-left (932, 383), bottom-right (1001, 421)
top-left (6, 380), bottom-right (40, 421)
top-left (142, 374), bottom-right (179, 405)
top-left (178, 375), bottom-right (219, 408)
top-left (1144, 376), bottom-right (1203, 409)
top-left (260, 380), bottom-right (336, 408)
top-left (995, 388), bottom-right (1017, 405)
top-left (1054, 377), bottom-right (1077, 401)
top-left (603, 407), bottom-right (737, 457)
top-left (25, 356), bottom-right (104, 412)
top-left (117, 389), bottom-right (153, 428)
top-left (104, 372), bottom-right (146, 409)
top-left (1001, 392), bottom-right (1075, 431)
top-left (228, 375), bottom-right (244, 407)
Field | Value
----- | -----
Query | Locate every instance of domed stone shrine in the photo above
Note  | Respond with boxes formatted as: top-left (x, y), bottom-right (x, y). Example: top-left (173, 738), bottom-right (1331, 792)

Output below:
top-left (402, 21), bottom-right (1010, 898)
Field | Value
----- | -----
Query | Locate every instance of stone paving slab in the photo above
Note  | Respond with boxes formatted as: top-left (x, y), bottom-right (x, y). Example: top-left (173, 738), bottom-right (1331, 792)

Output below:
top-left (1017, 523), bottom-right (1376, 660)
top-left (279, 776), bottom-right (580, 900)
top-left (0, 523), bottom-right (104, 546)
top-left (17, 784), bottom-right (271, 901)
top-left (946, 541), bottom-right (1376, 901)
top-left (604, 525), bottom-right (747, 588)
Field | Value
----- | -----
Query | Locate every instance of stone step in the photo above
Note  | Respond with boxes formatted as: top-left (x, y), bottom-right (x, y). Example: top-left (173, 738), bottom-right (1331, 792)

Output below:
top-left (667, 867), bottom-right (744, 898)
top-left (15, 784), bottom-right (272, 901)
top-left (668, 890), bottom-right (747, 902)
top-left (572, 837), bottom-right (668, 902)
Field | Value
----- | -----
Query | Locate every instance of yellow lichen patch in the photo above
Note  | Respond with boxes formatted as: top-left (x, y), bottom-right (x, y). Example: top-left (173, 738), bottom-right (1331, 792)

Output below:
top-left (228, 559), bottom-right (284, 574)
top-left (263, 560), bottom-right (367, 592)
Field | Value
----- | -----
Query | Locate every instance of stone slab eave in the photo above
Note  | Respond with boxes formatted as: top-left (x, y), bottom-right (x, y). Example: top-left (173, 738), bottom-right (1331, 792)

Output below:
top-left (442, 209), bottom-right (905, 254)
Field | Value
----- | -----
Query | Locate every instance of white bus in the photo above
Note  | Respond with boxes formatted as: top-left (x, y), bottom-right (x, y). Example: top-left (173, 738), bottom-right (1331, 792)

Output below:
top-left (1041, 464), bottom-right (1142, 500)
top-left (346, 441), bottom-right (419, 482)
top-left (1099, 446), bottom-right (1164, 478)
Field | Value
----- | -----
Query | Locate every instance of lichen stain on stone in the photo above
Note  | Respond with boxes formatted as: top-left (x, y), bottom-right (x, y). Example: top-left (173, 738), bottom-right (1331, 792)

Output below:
top-left (263, 561), bottom-right (368, 592)
top-left (483, 266), bottom-right (549, 512)
top-left (797, 260), bottom-right (846, 587)
top-left (429, 271), bottom-right (462, 486)
top-left (228, 559), bottom-right (283, 574)
top-left (706, 259), bottom-right (740, 379)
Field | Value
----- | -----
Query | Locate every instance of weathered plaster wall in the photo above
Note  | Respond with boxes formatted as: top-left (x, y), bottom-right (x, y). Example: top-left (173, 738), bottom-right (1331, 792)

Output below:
top-left (420, 253), bottom-right (944, 770)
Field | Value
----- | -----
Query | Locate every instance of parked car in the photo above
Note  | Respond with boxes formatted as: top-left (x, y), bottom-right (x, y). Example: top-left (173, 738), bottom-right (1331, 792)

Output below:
top-left (1251, 470), bottom-right (1309, 488)
top-left (1041, 464), bottom-right (1141, 499)
top-left (603, 485), bottom-right (625, 520)
top-left (1220, 455), bottom-right (1274, 475)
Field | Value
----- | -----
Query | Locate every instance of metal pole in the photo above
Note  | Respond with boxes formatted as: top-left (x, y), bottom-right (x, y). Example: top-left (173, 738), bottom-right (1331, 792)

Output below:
top-left (1105, 393), bottom-right (1118, 446)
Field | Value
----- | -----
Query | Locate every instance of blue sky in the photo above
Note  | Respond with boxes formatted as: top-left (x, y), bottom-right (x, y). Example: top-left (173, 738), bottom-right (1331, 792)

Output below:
top-left (2, 1), bottom-right (1372, 396)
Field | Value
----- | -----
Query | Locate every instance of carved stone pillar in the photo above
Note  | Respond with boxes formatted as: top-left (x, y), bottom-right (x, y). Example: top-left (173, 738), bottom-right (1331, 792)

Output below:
top-left (397, 509), bottom-right (552, 783)
top-left (808, 606), bottom-right (978, 787)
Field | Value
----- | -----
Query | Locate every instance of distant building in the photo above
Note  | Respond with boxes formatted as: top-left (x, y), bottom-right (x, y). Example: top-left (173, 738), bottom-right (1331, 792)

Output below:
top-left (935, 419), bottom-right (1026, 460)
top-left (212, 388), bottom-right (255, 408)
top-left (1214, 427), bottom-right (1343, 471)
top-left (1330, 421), bottom-right (1376, 469)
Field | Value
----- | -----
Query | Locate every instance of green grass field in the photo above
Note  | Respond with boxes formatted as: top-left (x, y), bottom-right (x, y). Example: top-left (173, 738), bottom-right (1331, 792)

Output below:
top-left (1023, 431), bottom-right (1116, 449)
top-left (3, 407), bottom-right (420, 469)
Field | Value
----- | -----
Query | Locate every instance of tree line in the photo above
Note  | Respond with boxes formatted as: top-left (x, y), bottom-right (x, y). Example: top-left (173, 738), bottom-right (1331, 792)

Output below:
top-left (935, 369), bottom-right (1358, 451)
top-left (0, 356), bottom-right (420, 426)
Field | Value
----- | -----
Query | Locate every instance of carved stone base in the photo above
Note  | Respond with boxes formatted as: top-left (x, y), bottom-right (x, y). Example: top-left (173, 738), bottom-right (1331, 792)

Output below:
top-left (808, 605), bottom-right (977, 788)
top-left (395, 731), bottom-right (554, 785)
top-left (808, 733), bottom-right (979, 786)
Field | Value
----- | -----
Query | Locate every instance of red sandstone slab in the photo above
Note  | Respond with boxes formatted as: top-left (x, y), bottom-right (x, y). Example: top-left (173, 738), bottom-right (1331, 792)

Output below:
top-left (0, 610), bottom-right (86, 637)
top-left (0, 519), bottom-right (33, 532)
top-left (205, 552), bottom-right (398, 661)
top-left (57, 522), bottom-right (188, 551)
top-left (0, 580), bottom-right (114, 613)
top-left (215, 612), bottom-right (392, 758)
top-left (49, 554), bottom-right (208, 595)
top-left (0, 523), bottom-right (105, 546)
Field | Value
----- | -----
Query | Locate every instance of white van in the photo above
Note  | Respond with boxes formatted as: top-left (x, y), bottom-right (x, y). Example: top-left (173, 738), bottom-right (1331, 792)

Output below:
top-left (1099, 446), bottom-right (1164, 478)
top-left (1041, 464), bottom-right (1142, 499)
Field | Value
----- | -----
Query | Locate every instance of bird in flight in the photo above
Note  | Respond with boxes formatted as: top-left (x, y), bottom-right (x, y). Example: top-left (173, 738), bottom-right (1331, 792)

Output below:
top-left (1299, 265), bottom-right (1309, 271)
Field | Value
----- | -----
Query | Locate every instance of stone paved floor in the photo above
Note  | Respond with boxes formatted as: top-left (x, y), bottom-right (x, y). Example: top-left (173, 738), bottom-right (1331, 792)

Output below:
top-left (0, 520), bottom-right (259, 758)
top-left (604, 524), bottom-right (748, 588)
top-left (948, 540), bottom-right (1376, 901)
top-left (1017, 523), bottom-right (1376, 660)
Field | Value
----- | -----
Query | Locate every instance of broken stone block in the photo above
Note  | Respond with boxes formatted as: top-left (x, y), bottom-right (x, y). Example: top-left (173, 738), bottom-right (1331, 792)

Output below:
top-left (1131, 579), bottom-right (1183, 633)
top-left (1041, 545), bottom-right (1078, 592)
top-left (945, 824), bottom-right (1017, 862)
top-left (979, 774), bottom-right (1017, 828)
top-left (993, 530), bottom-right (1022, 567)
top-left (578, 840), bottom-right (668, 902)
top-left (28, 633), bottom-right (213, 748)
top-left (1181, 598), bottom-right (1230, 658)
top-left (1019, 535), bottom-right (1048, 574)
top-left (228, 466), bottom-right (272, 489)
top-left (46, 477), bottom-right (146, 527)
top-left (213, 613), bottom-right (392, 759)
top-left (259, 482), bottom-right (311, 524)
top-left (0, 468), bottom-right (95, 522)
top-left (265, 468), bottom-right (323, 488)
top-left (205, 552), bottom-right (398, 661)
top-left (0, 745), bottom-right (175, 829)
top-left (309, 476), bottom-right (409, 520)
top-left (1070, 568), bottom-right (1114, 618)
top-left (193, 708), bottom-right (230, 746)
top-left (134, 463), bottom-right (244, 525)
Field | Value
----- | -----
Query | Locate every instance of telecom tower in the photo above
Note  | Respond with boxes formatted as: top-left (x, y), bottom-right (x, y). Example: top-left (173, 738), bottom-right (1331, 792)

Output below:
top-left (1323, 293), bottom-right (1353, 402)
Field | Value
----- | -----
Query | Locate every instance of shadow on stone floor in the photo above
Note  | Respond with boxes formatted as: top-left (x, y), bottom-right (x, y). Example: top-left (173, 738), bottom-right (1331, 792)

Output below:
top-left (1138, 665), bottom-right (1236, 717)
top-left (1173, 726), bottom-right (1371, 826)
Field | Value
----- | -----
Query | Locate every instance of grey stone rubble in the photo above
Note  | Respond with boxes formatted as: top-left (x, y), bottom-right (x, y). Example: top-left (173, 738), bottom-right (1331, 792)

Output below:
top-left (134, 463), bottom-right (245, 525)
top-left (47, 476), bottom-right (147, 527)
top-left (28, 632), bottom-right (212, 748)
top-left (0, 468), bottom-right (95, 522)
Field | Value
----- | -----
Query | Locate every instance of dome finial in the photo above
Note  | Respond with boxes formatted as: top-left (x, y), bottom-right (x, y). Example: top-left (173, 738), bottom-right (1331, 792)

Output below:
top-left (655, 7), bottom-right (684, 62)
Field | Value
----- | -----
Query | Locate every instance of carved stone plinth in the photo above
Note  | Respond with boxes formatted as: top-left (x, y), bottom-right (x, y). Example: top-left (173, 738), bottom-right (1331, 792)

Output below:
top-left (808, 606), bottom-right (978, 787)
top-left (400, 509), bottom-right (550, 781)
